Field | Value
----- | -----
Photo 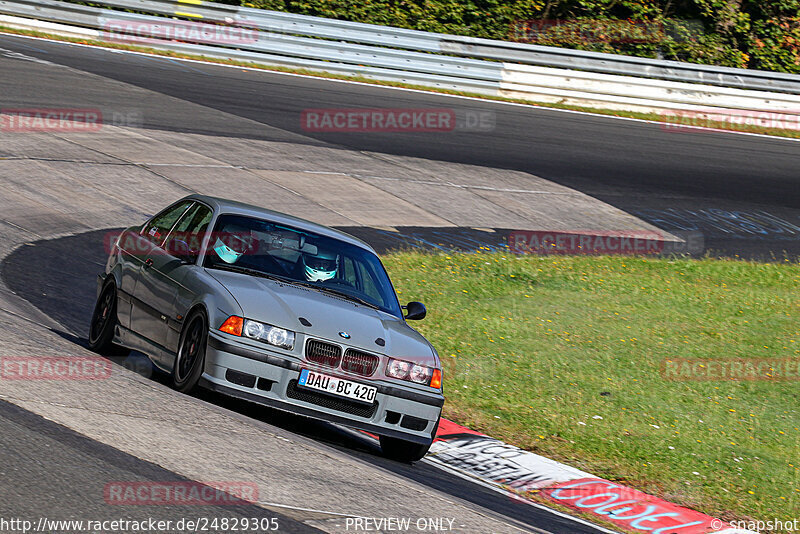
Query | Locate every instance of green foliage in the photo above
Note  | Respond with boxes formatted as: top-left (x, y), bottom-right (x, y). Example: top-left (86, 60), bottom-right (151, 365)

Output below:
top-left (241, 0), bottom-right (800, 72)
top-left (382, 251), bottom-right (800, 522)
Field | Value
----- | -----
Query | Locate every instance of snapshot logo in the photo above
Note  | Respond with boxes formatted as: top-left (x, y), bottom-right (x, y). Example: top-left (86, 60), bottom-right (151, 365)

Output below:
top-left (300, 108), bottom-right (495, 133)
top-left (1, 108), bottom-right (102, 132)
top-left (510, 19), bottom-right (667, 44)
top-left (101, 18), bottom-right (259, 45)
top-left (661, 108), bottom-right (800, 133)
top-left (725, 519), bottom-right (800, 532)
top-left (1, 356), bottom-right (112, 381)
top-left (662, 358), bottom-right (800, 382)
top-left (104, 481), bottom-right (259, 506)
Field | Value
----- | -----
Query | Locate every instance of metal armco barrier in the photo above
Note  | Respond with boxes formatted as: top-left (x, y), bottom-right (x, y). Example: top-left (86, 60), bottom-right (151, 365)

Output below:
top-left (76, 0), bottom-right (800, 95)
top-left (1, 0), bottom-right (799, 119)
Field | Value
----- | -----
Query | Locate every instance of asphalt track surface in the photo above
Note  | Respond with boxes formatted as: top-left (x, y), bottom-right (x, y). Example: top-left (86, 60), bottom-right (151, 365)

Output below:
top-left (0, 33), bottom-right (798, 211)
top-left (0, 398), bottom-right (322, 533)
top-left (0, 30), bottom-right (798, 534)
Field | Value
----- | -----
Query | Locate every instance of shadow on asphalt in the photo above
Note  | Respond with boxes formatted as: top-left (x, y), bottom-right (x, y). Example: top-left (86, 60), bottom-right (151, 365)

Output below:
top-left (2, 228), bottom-right (600, 533)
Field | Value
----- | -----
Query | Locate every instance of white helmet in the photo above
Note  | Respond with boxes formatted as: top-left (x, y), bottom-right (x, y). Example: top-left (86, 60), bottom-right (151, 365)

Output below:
top-left (212, 226), bottom-right (254, 264)
top-left (303, 248), bottom-right (338, 282)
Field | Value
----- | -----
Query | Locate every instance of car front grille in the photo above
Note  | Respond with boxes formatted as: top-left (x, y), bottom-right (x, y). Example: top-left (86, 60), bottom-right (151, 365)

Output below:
top-left (305, 339), bottom-right (342, 367)
top-left (342, 349), bottom-right (379, 377)
top-left (286, 379), bottom-right (377, 418)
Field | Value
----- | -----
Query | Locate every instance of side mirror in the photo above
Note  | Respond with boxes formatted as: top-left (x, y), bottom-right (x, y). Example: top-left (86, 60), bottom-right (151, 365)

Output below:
top-left (170, 240), bottom-right (197, 264)
top-left (403, 301), bottom-right (427, 320)
top-left (176, 252), bottom-right (198, 265)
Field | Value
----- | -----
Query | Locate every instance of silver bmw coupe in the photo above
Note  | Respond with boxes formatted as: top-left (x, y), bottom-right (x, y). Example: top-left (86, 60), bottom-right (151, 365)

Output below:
top-left (89, 195), bottom-right (443, 462)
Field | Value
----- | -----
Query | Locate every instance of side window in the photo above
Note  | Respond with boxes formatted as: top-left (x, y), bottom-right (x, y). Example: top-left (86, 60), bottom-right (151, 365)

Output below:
top-left (340, 257), bottom-right (358, 286)
top-left (164, 203), bottom-right (213, 260)
top-left (355, 261), bottom-right (381, 302)
top-left (141, 201), bottom-right (192, 246)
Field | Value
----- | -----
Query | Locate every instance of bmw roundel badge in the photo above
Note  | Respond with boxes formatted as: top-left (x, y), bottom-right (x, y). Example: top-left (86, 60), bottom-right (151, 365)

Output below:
top-left (338, 331), bottom-right (351, 339)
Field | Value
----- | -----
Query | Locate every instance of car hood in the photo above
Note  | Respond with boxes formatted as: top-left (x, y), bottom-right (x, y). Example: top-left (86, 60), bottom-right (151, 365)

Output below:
top-left (207, 269), bottom-right (437, 366)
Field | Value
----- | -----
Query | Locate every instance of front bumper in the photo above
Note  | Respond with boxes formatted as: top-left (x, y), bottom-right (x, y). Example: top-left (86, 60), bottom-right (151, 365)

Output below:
top-left (202, 333), bottom-right (444, 445)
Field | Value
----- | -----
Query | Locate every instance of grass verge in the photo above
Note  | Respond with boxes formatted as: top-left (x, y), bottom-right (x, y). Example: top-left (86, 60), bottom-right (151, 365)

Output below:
top-left (382, 251), bottom-right (800, 526)
top-left (1, 25), bottom-right (799, 140)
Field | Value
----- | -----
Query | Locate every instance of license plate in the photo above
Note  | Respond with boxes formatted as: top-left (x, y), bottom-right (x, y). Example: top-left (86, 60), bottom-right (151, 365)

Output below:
top-left (298, 369), bottom-right (377, 403)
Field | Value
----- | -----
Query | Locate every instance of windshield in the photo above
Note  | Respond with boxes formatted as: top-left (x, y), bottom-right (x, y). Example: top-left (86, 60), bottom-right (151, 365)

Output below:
top-left (203, 214), bottom-right (403, 317)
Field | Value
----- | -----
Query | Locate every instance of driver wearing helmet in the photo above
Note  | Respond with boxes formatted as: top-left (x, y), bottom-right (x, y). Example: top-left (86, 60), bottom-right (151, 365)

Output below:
top-left (302, 248), bottom-right (339, 282)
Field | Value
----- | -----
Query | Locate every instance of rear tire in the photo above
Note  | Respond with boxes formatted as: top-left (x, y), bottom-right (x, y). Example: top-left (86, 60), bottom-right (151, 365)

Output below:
top-left (379, 435), bottom-right (432, 463)
top-left (88, 282), bottom-right (129, 356)
top-left (172, 310), bottom-right (208, 393)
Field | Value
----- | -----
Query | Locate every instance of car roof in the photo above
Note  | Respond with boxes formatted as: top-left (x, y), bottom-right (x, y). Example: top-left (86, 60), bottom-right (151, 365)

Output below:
top-left (185, 194), bottom-right (376, 253)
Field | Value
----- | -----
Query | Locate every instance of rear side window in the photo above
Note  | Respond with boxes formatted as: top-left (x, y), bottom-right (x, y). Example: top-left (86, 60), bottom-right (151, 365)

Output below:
top-left (141, 201), bottom-right (192, 246)
top-left (164, 203), bottom-right (213, 260)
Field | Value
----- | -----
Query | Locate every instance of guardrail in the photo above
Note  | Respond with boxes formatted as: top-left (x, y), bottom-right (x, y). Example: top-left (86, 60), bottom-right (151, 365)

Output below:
top-left (75, 0), bottom-right (800, 95)
top-left (1, 0), bottom-right (799, 121)
top-left (87, 0), bottom-right (447, 52)
top-left (0, 0), bottom-right (504, 93)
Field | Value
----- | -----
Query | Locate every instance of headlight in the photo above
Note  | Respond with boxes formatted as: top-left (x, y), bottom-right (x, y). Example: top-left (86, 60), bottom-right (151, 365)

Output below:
top-left (409, 364), bottom-right (431, 384)
top-left (243, 320), bottom-right (265, 339)
top-left (386, 359), bottom-right (411, 379)
top-left (241, 319), bottom-right (295, 350)
top-left (266, 326), bottom-right (292, 347)
top-left (386, 358), bottom-right (439, 388)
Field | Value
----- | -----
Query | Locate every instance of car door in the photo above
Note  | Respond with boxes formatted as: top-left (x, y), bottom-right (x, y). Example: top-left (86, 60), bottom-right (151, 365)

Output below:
top-left (114, 226), bottom-right (154, 330)
top-left (160, 202), bottom-right (213, 353)
top-left (128, 200), bottom-right (193, 347)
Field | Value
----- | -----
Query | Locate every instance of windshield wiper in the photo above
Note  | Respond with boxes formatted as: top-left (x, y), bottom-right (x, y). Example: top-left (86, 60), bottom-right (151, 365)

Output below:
top-left (209, 264), bottom-right (289, 283)
top-left (309, 286), bottom-right (382, 310)
top-left (282, 279), bottom-right (380, 309)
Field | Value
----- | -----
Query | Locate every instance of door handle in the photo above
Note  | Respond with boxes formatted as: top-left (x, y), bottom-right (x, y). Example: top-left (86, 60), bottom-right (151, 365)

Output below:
top-left (144, 259), bottom-right (153, 268)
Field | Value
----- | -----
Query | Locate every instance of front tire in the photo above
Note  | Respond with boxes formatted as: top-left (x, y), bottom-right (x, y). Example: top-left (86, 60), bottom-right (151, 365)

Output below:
top-left (172, 310), bottom-right (208, 393)
top-left (88, 282), bottom-right (128, 355)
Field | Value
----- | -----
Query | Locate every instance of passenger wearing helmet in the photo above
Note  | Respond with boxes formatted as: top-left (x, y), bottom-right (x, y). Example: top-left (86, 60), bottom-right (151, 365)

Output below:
top-left (212, 224), bottom-right (255, 264)
top-left (302, 248), bottom-right (339, 282)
